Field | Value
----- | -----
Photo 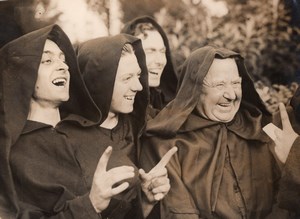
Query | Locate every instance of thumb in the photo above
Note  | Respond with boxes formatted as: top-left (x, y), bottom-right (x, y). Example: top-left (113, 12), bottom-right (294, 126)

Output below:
top-left (139, 169), bottom-right (152, 181)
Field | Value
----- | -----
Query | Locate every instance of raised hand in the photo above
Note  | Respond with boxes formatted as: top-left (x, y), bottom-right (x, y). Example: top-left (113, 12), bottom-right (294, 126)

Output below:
top-left (140, 146), bottom-right (178, 204)
top-left (272, 103), bottom-right (299, 163)
top-left (89, 146), bottom-right (135, 212)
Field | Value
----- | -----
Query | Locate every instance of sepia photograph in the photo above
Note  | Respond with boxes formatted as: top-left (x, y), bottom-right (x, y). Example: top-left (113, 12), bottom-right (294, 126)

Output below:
top-left (0, 0), bottom-right (300, 218)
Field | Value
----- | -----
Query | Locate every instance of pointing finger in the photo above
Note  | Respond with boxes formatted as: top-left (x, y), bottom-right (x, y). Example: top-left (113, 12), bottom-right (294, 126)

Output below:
top-left (151, 146), bottom-right (178, 173)
top-left (279, 103), bottom-right (293, 131)
top-left (95, 146), bottom-right (112, 174)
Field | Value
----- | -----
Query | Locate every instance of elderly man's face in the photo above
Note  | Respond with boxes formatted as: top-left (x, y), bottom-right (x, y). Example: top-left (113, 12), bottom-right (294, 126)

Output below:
top-left (196, 58), bottom-right (242, 122)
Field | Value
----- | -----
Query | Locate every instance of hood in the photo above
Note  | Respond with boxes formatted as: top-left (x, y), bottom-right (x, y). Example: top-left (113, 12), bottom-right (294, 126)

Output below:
top-left (0, 24), bottom-right (101, 145)
top-left (121, 16), bottom-right (178, 108)
top-left (77, 34), bottom-right (149, 130)
top-left (146, 45), bottom-right (270, 137)
top-left (290, 86), bottom-right (300, 122)
top-left (0, 24), bottom-right (100, 217)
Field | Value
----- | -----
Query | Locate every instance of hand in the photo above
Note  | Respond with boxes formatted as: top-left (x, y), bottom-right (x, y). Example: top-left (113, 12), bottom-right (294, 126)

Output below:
top-left (89, 146), bottom-right (135, 212)
top-left (140, 146), bottom-right (178, 203)
top-left (273, 103), bottom-right (298, 163)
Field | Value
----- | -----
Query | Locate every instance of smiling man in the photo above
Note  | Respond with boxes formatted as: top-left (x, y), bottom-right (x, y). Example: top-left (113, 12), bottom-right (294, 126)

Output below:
top-left (197, 58), bottom-right (242, 123)
top-left (122, 16), bottom-right (178, 113)
top-left (2, 25), bottom-right (113, 218)
top-left (66, 34), bottom-right (176, 219)
top-left (140, 45), bottom-right (292, 218)
top-left (28, 39), bottom-right (70, 126)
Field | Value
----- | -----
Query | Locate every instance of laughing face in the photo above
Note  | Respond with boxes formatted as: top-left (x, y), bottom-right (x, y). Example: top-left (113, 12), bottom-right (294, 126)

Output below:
top-left (137, 30), bottom-right (166, 87)
top-left (196, 58), bottom-right (242, 123)
top-left (33, 39), bottom-right (70, 107)
top-left (110, 52), bottom-right (143, 114)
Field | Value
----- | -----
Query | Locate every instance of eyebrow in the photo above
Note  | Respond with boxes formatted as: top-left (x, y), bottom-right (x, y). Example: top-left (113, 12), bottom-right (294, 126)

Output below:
top-left (213, 77), bottom-right (242, 82)
top-left (43, 50), bottom-right (65, 57)
top-left (145, 48), bottom-right (156, 51)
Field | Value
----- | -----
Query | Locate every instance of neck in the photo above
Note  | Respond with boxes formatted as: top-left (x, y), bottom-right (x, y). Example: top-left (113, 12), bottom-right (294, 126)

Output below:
top-left (27, 98), bottom-right (61, 127)
top-left (100, 111), bottom-right (118, 129)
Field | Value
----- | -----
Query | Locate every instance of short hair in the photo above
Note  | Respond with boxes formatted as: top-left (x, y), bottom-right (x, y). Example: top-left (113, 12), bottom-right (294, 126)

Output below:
top-left (133, 22), bottom-right (157, 39)
top-left (121, 43), bottom-right (134, 57)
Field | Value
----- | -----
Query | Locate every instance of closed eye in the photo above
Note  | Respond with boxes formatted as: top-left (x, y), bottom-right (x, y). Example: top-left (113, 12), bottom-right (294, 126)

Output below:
top-left (232, 78), bottom-right (242, 87)
top-left (145, 48), bottom-right (156, 54)
top-left (215, 82), bottom-right (225, 89)
top-left (137, 71), bottom-right (142, 78)
top-left (41, 59), bottom-right (52, 64)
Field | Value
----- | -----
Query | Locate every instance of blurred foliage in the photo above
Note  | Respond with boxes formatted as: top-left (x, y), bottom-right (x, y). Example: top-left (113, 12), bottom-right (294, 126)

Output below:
top-left (120, 0), bottom-right (164, 22)
top-left (255, 80), bottom-right (298, 113)
top-left (86, 0), bottom-right (108, 25)
top-left (153, 0), bottom-right (300, 85)
top-left (13, 0), bottom-right (60, 33)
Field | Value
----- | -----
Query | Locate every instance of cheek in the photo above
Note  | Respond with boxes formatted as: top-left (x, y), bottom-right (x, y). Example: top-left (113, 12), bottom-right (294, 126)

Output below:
top-left (163, 55), bottom-right (167, 64)
top-left (205, 92), bottom-right (221, 105)
top-left (237, 89), bottom-right (242, 99)
top-left (111, 84), bottom-right (127, 102)
top-left (145, 54), bottom-right (153, 64)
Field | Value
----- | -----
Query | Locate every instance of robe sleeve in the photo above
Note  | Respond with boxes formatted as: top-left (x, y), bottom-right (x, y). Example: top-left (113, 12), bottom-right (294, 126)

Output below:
top-left (140, 136), bottom-right (200, 219)
top-left (271, 107), bottom-right (300, 215)
top-left (10, 129), bottom-right (102, 219)
top-left (18, 194), bottom-right (102, 219)
top-left (277, 136), bottom-right (300, 215)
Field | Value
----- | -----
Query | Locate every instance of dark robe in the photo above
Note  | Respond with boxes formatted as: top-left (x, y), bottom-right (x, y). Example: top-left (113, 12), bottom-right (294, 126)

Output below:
top-left (64, 34), bottom-right (149, 219)
top-left (0, 40), bottom-right (17, 219)
top-left (275, 88), bottom-right (300, 215)
top-left (140, 45), bottom-right (291, 219)
top-left (121, 16), bottom-right (178, 111)
top-left (1, 25), bottom-right (101, 218)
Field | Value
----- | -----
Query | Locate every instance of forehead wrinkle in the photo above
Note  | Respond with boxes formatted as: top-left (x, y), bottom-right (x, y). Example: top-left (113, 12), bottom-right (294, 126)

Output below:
top-left (43, 50), bottom-right (65, 56)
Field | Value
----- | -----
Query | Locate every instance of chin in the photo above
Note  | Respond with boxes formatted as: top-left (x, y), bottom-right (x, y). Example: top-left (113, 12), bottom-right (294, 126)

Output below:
top-left (61, 96), bottom-right (70, 102)
top-left (120, 107), bottom-right (134, 114)
top-left (149, 81), bottom-right (160, 88)
top-left (219, 115), bottom-right (236, 122)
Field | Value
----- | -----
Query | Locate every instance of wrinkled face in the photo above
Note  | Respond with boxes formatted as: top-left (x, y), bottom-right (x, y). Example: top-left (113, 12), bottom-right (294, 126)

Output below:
top-left (196, 58), bottom-right (242, 123)
top-left (137, 30), bottom-right (166, 87)
top-left (110, 53), bottom-right (143, 114)
top-left (33, 39), bottom-right (70, 107)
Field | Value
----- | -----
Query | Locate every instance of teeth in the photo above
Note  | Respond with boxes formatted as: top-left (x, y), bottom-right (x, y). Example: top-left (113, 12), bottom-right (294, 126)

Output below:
top-left (149, 71), bottom-right (158, 75)
top-left (52, 78), bottom-right (66, 86)
top-left (125, 96), bottom-right (134, 100)
top-left (219, 103), bottom-right (231, 107)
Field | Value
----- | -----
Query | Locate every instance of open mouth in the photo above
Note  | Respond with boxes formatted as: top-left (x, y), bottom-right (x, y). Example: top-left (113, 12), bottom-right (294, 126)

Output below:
top-left (52, 77), bottom-right (67, 87)
top-left (218, 103), bottom-right (232, 107)
top-left (124, 95), bottom-right (135, 101)
top-left (149, 71), bottom-right (159, 76)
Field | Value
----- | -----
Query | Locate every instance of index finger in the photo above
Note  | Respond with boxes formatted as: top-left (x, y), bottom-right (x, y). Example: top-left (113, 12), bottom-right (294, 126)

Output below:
top-left (151, 146), bottom-right (178, 173)
top-left (279, 103), bottom-right (293, 131)
top-left (95, 146), bottom-right (112, 174)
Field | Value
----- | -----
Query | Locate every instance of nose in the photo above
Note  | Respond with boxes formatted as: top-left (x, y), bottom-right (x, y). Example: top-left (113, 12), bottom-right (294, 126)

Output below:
top-left (57, 59), bottom-right (69, 72)
top-left (223, 85), bottom-right (236, 100)
top-left (131, 77), bottom-right (143, 92)
top-left (154, 52), bottom-right (166, 67)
